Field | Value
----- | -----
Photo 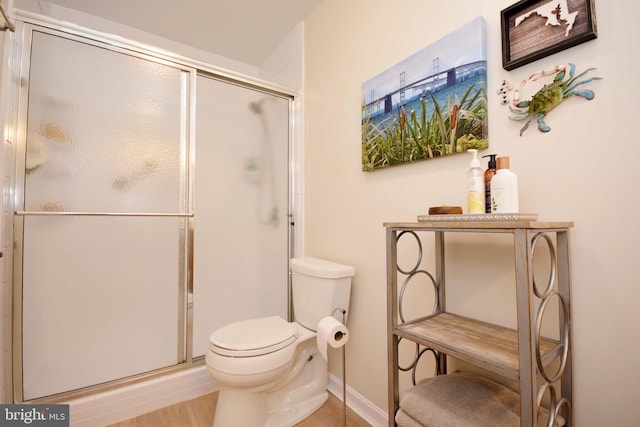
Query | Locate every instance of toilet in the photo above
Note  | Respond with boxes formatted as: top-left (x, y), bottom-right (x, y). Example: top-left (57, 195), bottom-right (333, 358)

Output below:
top-left (205, 257), bottom-right (355, 427)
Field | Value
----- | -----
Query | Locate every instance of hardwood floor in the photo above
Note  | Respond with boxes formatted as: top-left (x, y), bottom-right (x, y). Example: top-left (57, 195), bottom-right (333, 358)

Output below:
top-left (106, 391), bottom-right (371, 427)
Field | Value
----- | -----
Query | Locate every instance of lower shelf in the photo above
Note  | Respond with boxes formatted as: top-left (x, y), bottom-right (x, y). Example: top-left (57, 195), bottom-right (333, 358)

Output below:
top-left (396, 372), bottom-right (563, 427)
top-left (394, 312), bottom-right (562, 381)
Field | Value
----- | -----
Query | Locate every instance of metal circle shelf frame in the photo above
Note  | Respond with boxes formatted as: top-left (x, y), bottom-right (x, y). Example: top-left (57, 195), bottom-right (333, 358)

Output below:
top-left (530, 231), bottom-right (572, 426)
top-left (394, 230), bottom-right (442, 384)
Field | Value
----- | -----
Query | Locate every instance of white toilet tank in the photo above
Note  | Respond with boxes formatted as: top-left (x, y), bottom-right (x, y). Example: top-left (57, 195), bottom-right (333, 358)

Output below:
top-left (290, 257), bottom-right (355, 331)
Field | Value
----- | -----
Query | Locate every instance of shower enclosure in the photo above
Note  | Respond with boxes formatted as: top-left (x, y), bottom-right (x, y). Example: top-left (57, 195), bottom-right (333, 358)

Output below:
top-left (9, 15), bottom-right (294, 402)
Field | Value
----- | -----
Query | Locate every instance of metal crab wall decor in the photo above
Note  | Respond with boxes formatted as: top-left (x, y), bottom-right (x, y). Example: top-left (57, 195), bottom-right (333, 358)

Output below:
top-left (508, 63), bottom-right (602, 136)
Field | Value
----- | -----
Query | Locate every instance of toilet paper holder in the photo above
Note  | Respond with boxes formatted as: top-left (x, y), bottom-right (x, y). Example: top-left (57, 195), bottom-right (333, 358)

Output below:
top-left (332, 307), bottom-right (348, 427)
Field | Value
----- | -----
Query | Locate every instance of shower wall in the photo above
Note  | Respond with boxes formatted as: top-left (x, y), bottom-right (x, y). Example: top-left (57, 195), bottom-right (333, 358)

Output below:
top-left (12, 19), bottom-right (293, 401)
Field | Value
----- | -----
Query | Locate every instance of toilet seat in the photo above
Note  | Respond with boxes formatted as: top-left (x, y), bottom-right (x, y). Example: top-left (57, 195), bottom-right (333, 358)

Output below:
top-left (209, 316), bottom-right (298, 357)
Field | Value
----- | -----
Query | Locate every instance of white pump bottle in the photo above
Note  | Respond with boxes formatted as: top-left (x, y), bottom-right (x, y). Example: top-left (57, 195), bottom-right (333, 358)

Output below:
top-left (490, 156), bottom-right (519, 213)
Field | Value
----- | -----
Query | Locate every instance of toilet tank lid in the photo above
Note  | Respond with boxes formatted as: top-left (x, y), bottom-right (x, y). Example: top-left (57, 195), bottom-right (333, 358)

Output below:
top-left (290, 257), bottom-right (355, 279)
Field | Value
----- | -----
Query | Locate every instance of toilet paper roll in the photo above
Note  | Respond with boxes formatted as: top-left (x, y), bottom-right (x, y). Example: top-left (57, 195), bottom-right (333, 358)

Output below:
top-left (316, 316), bottom-right (349, 361)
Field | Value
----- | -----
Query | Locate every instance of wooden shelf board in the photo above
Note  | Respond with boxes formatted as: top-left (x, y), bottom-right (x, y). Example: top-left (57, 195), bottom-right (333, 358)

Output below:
top-left (394, 312), bottom-right (561, 382)
top-left (384, 221), bottom-right (573, 230)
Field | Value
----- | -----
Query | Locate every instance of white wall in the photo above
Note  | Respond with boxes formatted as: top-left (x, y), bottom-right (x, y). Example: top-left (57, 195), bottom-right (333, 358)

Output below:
top-left (303, 1), bottom-right (640, 425)
top-left (14, 0), bottom-right (260, 76)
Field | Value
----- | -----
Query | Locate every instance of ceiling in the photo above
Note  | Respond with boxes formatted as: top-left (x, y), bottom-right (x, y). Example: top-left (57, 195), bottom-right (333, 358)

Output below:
top-left (44, 0), bottom-right (323, 66)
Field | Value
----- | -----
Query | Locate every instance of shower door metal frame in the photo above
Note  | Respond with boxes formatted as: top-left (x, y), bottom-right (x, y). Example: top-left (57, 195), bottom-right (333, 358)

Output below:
top-left (7, 10), bottom-right (298, 404)
top-left (11, 19), bottom-right (196, 403)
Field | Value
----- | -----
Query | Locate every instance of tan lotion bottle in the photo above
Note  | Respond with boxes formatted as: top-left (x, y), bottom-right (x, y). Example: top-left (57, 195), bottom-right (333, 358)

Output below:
top-left (482, 154), bottom-right (497, 214)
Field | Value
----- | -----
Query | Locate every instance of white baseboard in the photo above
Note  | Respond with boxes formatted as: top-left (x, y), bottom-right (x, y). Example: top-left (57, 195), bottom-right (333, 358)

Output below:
top-left (66, 366), bottom-right (217, 427)
top-left (327, 373), bottom-right (388, 427)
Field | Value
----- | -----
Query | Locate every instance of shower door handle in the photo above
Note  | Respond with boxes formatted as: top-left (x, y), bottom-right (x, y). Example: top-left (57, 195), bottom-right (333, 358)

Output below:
top-left (15, 211), bottom-right (194, 217)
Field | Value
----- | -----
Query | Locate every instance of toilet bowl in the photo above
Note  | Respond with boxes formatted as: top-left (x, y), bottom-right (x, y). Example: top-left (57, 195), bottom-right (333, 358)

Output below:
top-left (206, 257), bottom-right (354, 427)
top-left (206, 316), bottom-right (304, 389)
top-left (206, 317), bottom-right (326, 427)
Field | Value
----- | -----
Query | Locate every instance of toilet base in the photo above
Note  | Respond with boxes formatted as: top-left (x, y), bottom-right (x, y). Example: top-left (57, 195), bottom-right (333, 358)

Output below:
top-left (212, 338), bottom-right (328, 427)
top-left (213, 388), bottom-right (268, 427)
top-left (266, 390), bottom-right (328, 427)
top-left (213, 388), bottom-right (328, 427)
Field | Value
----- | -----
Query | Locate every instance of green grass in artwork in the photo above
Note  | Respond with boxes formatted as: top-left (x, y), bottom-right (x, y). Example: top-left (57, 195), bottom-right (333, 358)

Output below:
top-left (361, 84), bottom-right (488, 171)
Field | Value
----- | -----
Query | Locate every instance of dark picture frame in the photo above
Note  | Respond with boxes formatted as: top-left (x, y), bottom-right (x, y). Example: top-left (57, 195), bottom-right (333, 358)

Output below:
top-left (501, 0), bottom-right (597, 70)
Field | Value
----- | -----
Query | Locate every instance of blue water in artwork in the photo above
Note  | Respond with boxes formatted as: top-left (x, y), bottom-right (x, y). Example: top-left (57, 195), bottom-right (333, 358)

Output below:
top-left (364, 65), bottom-right (487, 132)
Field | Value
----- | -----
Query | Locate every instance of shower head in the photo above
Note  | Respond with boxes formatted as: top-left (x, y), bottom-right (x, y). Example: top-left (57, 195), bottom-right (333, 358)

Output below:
top-left (249, 96), bottom-right (278, 115)
top-left (248, 99), bottom-right (266, 115)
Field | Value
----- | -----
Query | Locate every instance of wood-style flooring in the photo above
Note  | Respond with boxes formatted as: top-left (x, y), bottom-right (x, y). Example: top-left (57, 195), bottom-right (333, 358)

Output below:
top-left (106, 391), bottom-right (372, 427)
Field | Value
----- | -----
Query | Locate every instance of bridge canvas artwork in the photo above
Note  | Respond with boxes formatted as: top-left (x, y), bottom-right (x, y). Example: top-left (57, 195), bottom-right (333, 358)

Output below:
top-left (361, 16), bottom-right (488, 171)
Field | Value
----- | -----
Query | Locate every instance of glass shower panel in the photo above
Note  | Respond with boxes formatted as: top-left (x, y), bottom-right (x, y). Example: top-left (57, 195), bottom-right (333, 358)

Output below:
top-left (19, 31), bottom-right (188, 400)
top-left (192, 76), bottom-right (290, 357)
top-left (22, 216), bottom-right (181, 400)
top-left (23, 31), bottom-right (184, 214)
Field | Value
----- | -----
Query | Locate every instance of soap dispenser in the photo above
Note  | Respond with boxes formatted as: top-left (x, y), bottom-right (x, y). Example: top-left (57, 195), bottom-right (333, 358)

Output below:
top-left (466, 149), bottom-right (485, 214)
top-left (490, 156), bottom-right (519, 213)
top-left (482, 154), bottom-right (497, 214)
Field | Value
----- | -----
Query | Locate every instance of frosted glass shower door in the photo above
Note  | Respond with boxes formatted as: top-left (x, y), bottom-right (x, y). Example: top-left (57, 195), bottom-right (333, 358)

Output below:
top-left (17, 30), bottom-right (191, 400)
top-left (192, 76), bottom-right (290, 357)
